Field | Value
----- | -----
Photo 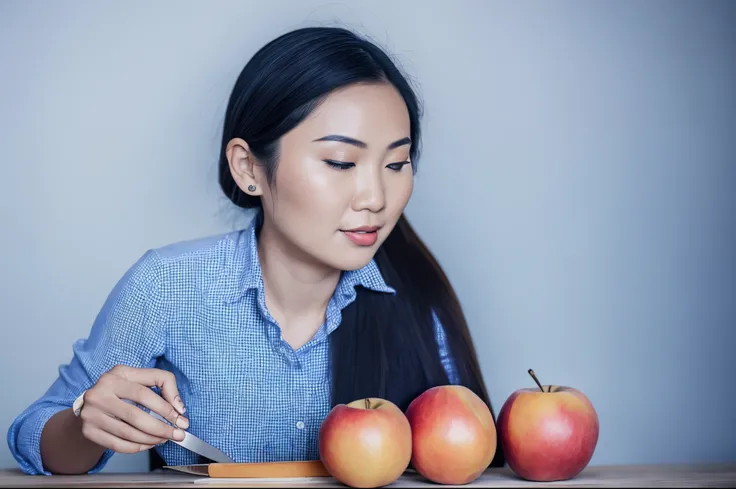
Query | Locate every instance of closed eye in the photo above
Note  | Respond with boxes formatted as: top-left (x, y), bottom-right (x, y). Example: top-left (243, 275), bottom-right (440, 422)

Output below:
top-left (324, 159), bottom-right (355, 170)
top-left (387, 161), bottom-right (411, 171)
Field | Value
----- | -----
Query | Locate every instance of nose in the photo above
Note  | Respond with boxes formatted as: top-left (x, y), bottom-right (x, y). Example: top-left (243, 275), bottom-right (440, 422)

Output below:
top-left (352, 167), bottom-right (386, 213)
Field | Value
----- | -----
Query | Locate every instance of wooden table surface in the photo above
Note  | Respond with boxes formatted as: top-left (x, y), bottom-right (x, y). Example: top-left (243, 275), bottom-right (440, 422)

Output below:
top-left (1, 464), bottom-right (735, 488)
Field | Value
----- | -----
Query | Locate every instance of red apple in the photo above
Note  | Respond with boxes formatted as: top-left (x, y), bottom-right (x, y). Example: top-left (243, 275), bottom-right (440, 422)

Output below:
top-left (498, 374), bottom-right (599, 482)
top-left (405, 385), bottom-right (498, 484)
top-left (318, 397), bottom-right (412, 488)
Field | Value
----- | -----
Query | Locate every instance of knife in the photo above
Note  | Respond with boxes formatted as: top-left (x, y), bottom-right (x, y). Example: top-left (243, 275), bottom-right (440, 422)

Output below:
top-left (149, 411), bottom-right (235, 464)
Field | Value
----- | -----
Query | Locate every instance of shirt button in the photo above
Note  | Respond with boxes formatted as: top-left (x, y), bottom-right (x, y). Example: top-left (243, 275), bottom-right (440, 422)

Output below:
top-left (296, 421), bottom-right (305, 430)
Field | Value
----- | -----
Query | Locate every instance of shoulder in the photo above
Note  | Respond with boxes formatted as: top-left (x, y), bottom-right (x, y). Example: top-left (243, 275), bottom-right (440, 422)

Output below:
top-left (123, 227), bottom-right (255, 300)
top-left (152, 229), bottom-right (248, 270)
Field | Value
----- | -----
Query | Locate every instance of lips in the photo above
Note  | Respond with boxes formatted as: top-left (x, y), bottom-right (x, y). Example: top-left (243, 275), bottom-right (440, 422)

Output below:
top-left (342, 226), bottom-right (380, 233)
top-left (341, 226), bottom-right (381, 246)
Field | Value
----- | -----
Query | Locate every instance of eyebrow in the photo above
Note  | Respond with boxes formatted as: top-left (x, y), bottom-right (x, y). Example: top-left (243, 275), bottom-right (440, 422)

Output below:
top-left (312, 134), bottom-right (411, 150)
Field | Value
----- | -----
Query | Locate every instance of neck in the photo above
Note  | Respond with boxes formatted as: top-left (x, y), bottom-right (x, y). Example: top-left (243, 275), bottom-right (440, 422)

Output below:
top-left (256, 218), bottom-right (341, 328)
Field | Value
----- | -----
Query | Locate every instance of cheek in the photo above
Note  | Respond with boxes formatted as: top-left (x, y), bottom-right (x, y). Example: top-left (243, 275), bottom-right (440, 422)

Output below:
top-left (387, 173), bottom-right (414, 212)
top-left (271, 159), bottom-right (346, 211)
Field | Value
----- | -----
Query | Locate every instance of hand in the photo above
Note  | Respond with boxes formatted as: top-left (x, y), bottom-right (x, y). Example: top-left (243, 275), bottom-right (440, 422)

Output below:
top-left (78, 365), bottom-right (189, 454)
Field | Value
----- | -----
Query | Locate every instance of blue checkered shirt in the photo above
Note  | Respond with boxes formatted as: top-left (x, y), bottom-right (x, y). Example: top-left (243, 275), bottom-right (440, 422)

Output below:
top-left (7, 215), bottom-right (460, 475)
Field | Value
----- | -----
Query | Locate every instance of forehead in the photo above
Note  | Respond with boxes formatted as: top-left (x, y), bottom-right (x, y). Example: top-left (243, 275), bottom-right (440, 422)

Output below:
top-left (291, 82), bottom-right (411, 145)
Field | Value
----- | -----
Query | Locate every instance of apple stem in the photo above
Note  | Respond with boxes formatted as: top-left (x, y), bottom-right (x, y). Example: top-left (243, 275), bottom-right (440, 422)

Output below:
top-left (365, 398), bottom-right (371, 409)
top-left (528, 369), bottom-right (545, 393)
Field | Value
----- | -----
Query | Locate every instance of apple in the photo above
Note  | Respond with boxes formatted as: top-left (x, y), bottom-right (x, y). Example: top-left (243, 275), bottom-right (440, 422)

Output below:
top-left (497, 370), bottom-right (599, 482)
top-left (405, 385), bottom-right (498, 485)
top-left (318, 397), bottom-right (412, 488)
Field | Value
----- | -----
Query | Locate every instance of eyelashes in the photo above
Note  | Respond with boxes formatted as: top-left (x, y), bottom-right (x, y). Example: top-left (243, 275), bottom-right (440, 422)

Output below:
top-left (323, 160), bottom-right (354, 170)
top-left (386, 161), bottom-right (410, 171)
top-left (323, 160), bottom-right (410, 172)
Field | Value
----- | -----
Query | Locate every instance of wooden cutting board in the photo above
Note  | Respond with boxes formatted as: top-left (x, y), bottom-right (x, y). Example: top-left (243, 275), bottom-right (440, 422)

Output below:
top-left (165, 460), bottom-right (331, 478)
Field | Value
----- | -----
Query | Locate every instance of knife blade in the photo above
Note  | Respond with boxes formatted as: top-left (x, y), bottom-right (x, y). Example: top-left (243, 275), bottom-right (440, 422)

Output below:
top-left (175, 430), bottom-right (235, 464)
top-left (148, 411), bottom-right (235, 463)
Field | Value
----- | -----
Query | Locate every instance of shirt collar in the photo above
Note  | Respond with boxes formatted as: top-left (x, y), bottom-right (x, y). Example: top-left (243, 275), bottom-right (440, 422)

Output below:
top-left (220, 211), bottom-right (395, 304)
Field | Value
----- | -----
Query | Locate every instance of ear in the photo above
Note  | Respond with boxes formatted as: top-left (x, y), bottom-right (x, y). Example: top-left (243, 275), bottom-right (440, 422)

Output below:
top-left (226, 137), bottom-right (263, 196)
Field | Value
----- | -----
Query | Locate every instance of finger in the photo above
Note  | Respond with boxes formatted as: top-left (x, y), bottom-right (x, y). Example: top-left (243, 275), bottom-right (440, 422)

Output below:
top-left (107, 398), bottom-right (186, 441)
top-left (81, 424), bottom-right (153, 455)
top-left (93, 371), bottom-right (187, 429)
top-left (118, 382), bottom-right (189, 430)
top-left (90, 410), bottom-right (169, 446)
top-left (113, 367), bottom-right (186, 415)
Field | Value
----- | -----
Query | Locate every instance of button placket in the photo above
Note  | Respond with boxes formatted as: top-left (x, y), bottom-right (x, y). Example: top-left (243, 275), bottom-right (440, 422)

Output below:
top-left (290, 352), bottom-right (310, 458)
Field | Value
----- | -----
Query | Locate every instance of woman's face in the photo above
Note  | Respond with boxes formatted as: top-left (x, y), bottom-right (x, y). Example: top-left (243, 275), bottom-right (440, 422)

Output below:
top-left (232, 82), bottom-right (414, 272)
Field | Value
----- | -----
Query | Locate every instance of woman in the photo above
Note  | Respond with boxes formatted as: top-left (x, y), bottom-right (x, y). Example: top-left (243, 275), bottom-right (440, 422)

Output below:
top-left (8, 26), bottom-right (504, 475)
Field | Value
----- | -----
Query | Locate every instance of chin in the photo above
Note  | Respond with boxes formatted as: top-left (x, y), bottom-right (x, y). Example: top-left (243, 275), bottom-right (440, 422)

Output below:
top-left (311, 232), bottom-right (389, 272)
top-left (323, 244), bottom-right (379, 272)
top-left (333, 252), bottom-right (376, 272)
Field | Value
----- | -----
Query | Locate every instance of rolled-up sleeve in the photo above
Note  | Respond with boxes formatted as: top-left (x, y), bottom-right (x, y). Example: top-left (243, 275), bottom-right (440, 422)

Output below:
top-left (7, 250), bottom-right (168, 475)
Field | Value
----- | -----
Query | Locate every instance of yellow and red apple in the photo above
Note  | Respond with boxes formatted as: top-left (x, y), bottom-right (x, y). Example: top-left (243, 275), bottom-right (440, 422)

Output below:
top-left (318, 397), bottom-right (412, 488)
top-left (498, 375), bottom-right (599, 482)
top-left (405, 385), bottom-right (498, 484)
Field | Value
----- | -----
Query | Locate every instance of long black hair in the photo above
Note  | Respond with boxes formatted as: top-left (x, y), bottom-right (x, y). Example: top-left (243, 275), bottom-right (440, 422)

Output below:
top-left (219, 26), bottom-right (504, 468)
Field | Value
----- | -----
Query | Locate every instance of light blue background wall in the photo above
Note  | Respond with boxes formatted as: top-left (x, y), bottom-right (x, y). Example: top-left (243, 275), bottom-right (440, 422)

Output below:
top-left (1, 0), bottom-right (734, 473)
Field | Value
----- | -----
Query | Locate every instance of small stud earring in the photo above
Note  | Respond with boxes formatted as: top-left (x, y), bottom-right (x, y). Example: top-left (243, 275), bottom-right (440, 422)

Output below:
top-left (247, 185), bottom-right (256, 192)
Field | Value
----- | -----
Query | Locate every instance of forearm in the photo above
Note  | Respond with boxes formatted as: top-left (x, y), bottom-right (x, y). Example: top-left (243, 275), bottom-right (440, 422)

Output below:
top-left (39, 408), bottom-right (108, 475)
